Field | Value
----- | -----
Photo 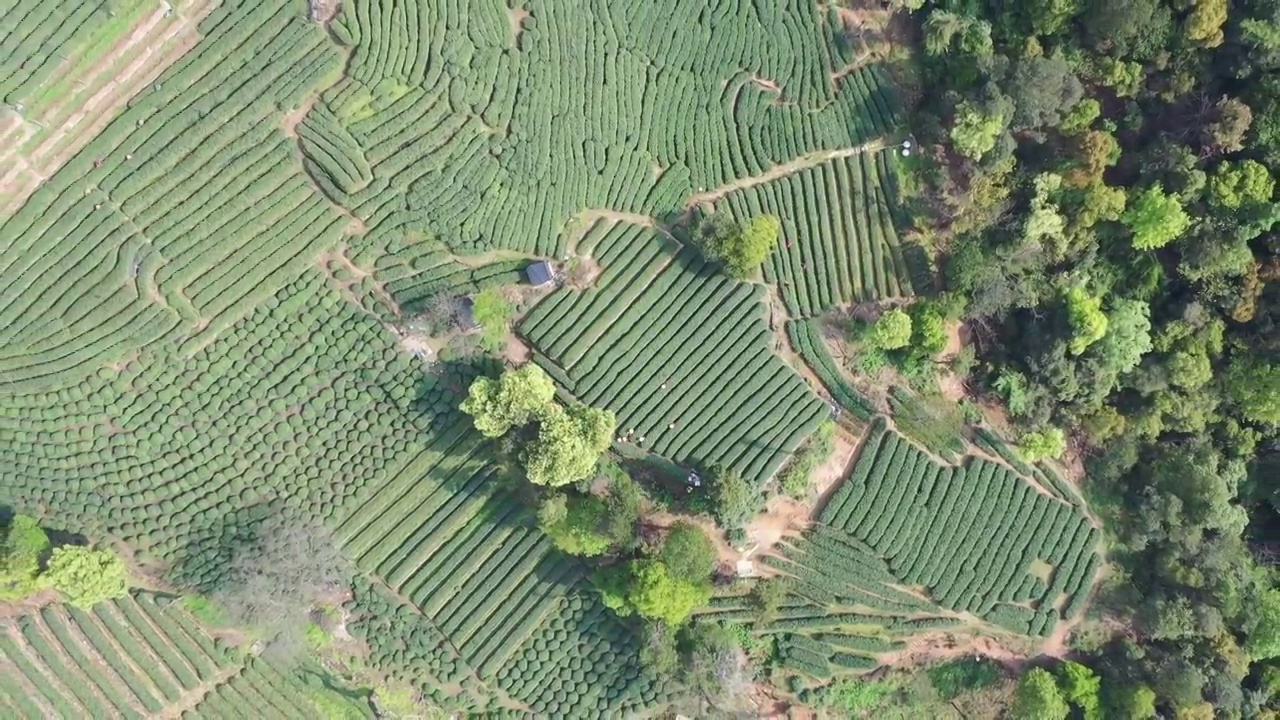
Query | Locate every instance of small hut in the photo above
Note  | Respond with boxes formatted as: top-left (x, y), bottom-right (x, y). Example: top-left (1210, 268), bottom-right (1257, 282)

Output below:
top-left (526, 260), bottom-right (554, 287)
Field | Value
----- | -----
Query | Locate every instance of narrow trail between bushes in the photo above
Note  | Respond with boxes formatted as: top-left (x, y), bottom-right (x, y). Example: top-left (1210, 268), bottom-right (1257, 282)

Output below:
top-left (157, 662), bottom-right (246, 719)
top-left (682, 137), bottom-right (898, 208)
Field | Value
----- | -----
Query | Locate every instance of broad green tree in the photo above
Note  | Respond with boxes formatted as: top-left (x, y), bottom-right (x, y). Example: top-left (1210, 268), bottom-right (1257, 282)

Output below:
top-left (1095, 299), bottom-right (1152, 375)
top-left (45, 546), bottom-right (127, 609)
top-left (1060, 98), bottom-right (1100, 134)
top-left (1012, 667), bottom-right (1069, 720)
top-left (471, 287), bottom-right (514, 352)
top-left (460, 364), bottom-right (556, 437)
top-left (1065, 287), bottom-right (1108, 355)
top-left (537, 493), bottom-right (612, 556)
top-left (1222, 357), bottom-right (1280, 425)
top-left (627, 560), bottom-right (713, 625)
top-left (951, 100), bottom-right (1005, 160)
top-left (1207, 159), bottom-right (1274, 210)
top-left (0, 515), bottom-right (50, 600)
top-left (1018, 428), bottom-right (1066, 462)
top-left (1007, 54), bottom-right (1084, 130)
top-left (1105, 684), bottom-right (1157, 719)
top-left (1245, 587), bottom-right (1280, 660)
top-left (698, 214), bottom-right (781, 279)
top-left (1122, 185), bottom-right (1191, 250)
top-left (909, 302), bottom-right (948, 356)
top-left (523, 403), bottom-right (615, 487)
top-left (710, 466), bottom-right (757, 529)
top-left (1183, 0), bottom-right (1228, 48)
top-left (1058, 661), bottom-right (1101, 718)
top-left (866, 308), bottom-right (913, 351)
top-left (658, 522), bottom-right (716, 579)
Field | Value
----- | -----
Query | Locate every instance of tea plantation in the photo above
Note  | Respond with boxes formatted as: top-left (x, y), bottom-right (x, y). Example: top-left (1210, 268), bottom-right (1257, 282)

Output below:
top-left (820, 420), bottom-right (1101, 636)
top-left (0, 0), bottom-right (1105, 714)
top-left (695, 420), bottom-right (1102, 685)
top-left (0, 591), bottom-right (367, 719)
top-left (521, 220), bottom-right (828, 483)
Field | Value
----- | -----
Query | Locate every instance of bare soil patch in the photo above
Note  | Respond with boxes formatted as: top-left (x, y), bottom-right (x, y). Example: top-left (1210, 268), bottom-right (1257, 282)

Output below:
top-left (744, 496), bottom-right (812, 559)
top-left (309, 0), bottom-right (342, 23)
top-left (507, 7), bottom-right (531, 45)
top-left (281, 94), bottom-right (320, 138)
top-left (503, 332), bottom-right (532, 365)
top-left (808, 427), bottom-right (859, 500)
top-left (879, 632), bottom-right (1038, 673)
top-left (563, 255), bottom-right (601, 290)
top-left (0, 588), bottom-right (62, 622)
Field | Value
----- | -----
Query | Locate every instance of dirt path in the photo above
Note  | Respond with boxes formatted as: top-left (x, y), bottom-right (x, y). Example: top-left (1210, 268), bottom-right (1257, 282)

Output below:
top-left (879, 632), bottom-right (1038, 673)
top-left (683, 138), bottom-right (896, 208)
top-left (507, 6), bottom-right (530, 46)
top-left (808, 427), bottom-right (859, 500)
top-left (0, 588), bottom-right (61, 622)
top-left (561, 209), bottom-right (679, 256)
top-left (281, 93), bottom-right (320, 138)
top-left (320, 244), bottom-right (400, 315)
top-left (503, 332), bottom-right (532, 364)
top-left (157, 662), bottom-right (245, 719)
top-left (445, 248), bottom-right (544, 267)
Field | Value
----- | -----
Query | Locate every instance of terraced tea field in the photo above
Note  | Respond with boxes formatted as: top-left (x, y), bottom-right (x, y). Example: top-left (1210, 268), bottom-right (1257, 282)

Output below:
top-left (521, 220), bottom-right (828, 482)
top-left (0, 0), bottom-right (1100, 714)
top-left (0, 0), bottom-right (217, 215)
top-left (721, 150), bottom-right (923, 317)
top-left (695, 420), bottom-right (1102, 684)
top-left (0, 592), bottom-right (362, 719)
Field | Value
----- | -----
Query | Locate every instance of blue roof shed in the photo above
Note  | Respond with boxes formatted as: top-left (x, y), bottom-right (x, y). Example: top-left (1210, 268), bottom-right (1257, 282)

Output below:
top-left (526, 260), bottom-right (554, 286)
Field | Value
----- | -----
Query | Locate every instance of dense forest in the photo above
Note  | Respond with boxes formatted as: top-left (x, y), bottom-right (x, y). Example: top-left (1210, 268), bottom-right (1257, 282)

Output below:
top-left (897, 0), bottom-right (1279, 715)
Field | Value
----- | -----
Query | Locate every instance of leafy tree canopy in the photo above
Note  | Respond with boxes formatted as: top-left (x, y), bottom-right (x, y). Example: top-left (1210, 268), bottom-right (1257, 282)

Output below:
top-left (1222, 357), bottom-right (1280, 426)
top-left (1012, 667), bottom-right (1069, 720)
top-left (1057, 661), bottom-right (1101, 718)
top-left (1094, 298), bottom-right (1152, 376)
top-left (460, 364), bottom-right (556, 437)
top-left (1018, 427), bottom-right (1066, 462)
top-left (866, 308), bottom-right (913, 351)
top-left (1065, 287), bottom-right (1108, 356)
top-left (1007, 54), bottom-right (1084, 130)
top-left (1082, 0), bottom-right (1172, 59)
top-left (626, 560), bottom-right (713, 626)
top-left (524, 402), bottom-right (616, 487)
top-left (0, 515), bottom-right (50, 601)
top-left (909, 302), bottom-right (948, 356)
top-left (1122, 185), bottom-right (1192, 250)
top-left (697, 214), bottom-right (782, 279)
top-left (537, 493), bottom-right (613, 557)
top-left (1245, 588), bottom-right (1280, 660)
top-left (952, 99), bottom-right (1007, 160)
top-left (658, 522), bottom-right (716, 580)
top-left (709, 466), bottom-right (758, 530)
top-left (1206, 159), bottom-right (1274, 210)
top-left (927, 656), bottom-right (1003, 701)
top-left (45, 546), bottom-right (128, 609)
top-left (1183, 0), bottom-right (1228, 48)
